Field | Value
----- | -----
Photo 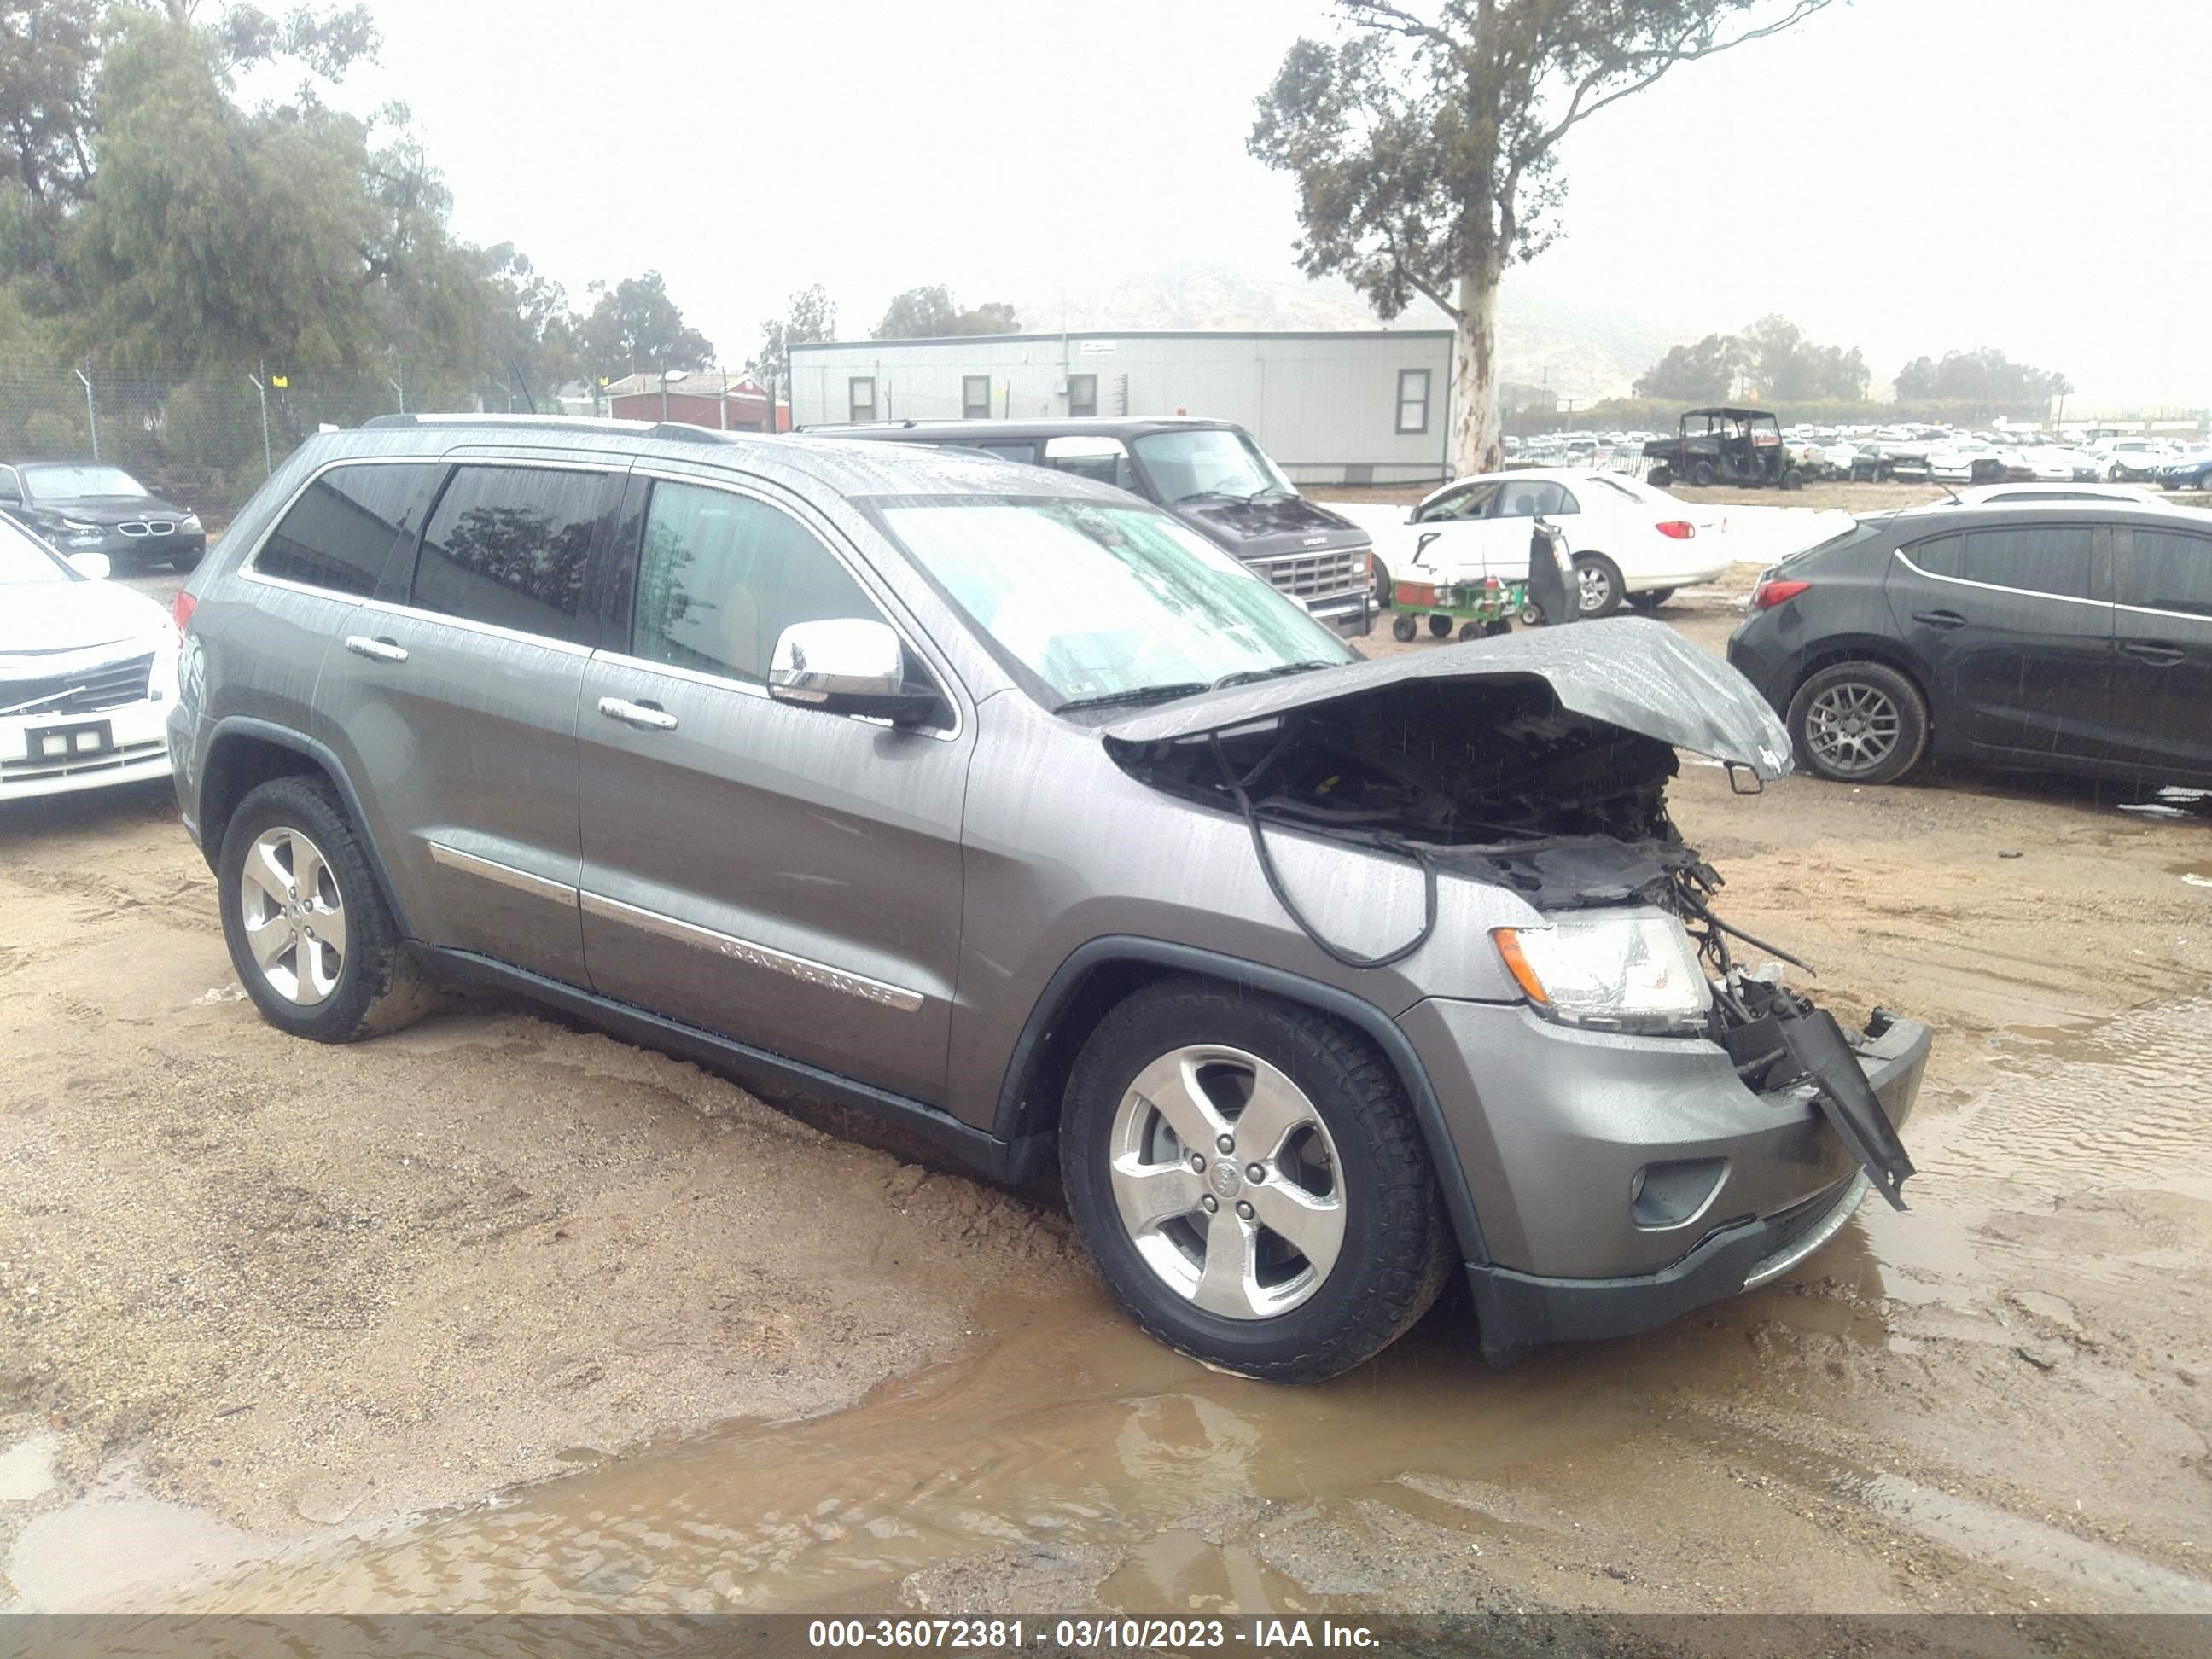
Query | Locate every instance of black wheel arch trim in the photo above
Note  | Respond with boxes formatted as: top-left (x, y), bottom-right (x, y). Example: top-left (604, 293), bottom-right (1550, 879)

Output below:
top-left (993, 934), bottom-right (1493, 1267)
top-left (198, 716), bottom-right (418, 942)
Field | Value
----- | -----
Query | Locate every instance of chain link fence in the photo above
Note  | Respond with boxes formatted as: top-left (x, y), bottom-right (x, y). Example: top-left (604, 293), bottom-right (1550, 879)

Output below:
top-left (0, 362), bottom-right (536, 526)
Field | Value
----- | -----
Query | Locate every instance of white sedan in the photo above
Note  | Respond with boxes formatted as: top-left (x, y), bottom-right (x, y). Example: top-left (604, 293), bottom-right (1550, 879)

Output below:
top-left (1, 512), bottom-right (179, 801)
top-left (1383, 469), bottom-right (1732, 617)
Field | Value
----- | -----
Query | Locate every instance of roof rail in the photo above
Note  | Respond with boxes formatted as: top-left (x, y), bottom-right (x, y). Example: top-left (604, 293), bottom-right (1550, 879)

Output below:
top-left (358, 413), bottom-right (760, 445)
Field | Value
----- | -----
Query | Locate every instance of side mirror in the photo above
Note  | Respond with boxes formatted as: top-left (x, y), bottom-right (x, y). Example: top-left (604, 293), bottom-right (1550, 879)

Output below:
top-left (1403, 508), bottom-right (1420, 525)
top-left (768, 618), bottom-right (940, 727)
top-left (67, 551), bottom-right (112, 580)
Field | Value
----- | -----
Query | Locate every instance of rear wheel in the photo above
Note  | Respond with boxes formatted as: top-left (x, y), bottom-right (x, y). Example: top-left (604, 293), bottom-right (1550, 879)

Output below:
top-left (1574, 553), bottom-right (1626, 618)
top-left (1058, 979), bottom-right (1452, 1382)
top-left (1648, 465), bottom-right (1674, 488)
top-left (218, 775), bottom-right (439, 1042)
top-left (1787, 661), bottom-right (1930, 785)
top-left (1426, 614), bottom-right (1453, 638)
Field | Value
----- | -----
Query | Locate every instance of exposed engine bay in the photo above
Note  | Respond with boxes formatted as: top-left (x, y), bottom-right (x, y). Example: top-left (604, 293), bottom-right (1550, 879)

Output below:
top-left (1107, 675), bottom-right (1918, 1208)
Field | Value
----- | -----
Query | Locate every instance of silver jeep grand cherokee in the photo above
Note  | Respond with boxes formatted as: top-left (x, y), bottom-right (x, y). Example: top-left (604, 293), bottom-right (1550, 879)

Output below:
top-left (168, 416), bottom-right (1926, 1381)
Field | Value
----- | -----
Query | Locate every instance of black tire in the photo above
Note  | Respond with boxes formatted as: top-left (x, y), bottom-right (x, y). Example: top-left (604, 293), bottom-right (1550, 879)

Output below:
top-left (1372, 557), bottom-right (1393, 608)
top-left (1426, 614), bottom-right (1453, 638)
top-left (218, 774), bottom-right (438, 1042)
top-left (1782, 468), bottom-right (1804, 492)
top-left (1390, 613), bottom-right (1417, 643)
top-left (1573, 552), bottom-right (1626, 618)
top-left (1648, 465), bottom-right (1673, 488)
top-left (1690, 460), bottom-right (1715, 487)
top-left (1058, 978), bottom-right (1452, 1382)
top-left (1786, 660), bottom-right (1930, 785)
top-left (1627, 586), bottom-right (1675, 614)
top-left (1482, 618), bottom-right (1511, 638)
top-left (170, 544), bottom-right (205, 572)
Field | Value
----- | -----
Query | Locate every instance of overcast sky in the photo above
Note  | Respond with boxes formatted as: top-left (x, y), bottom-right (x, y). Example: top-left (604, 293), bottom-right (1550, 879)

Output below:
top-left (288, 0), bottom-right (2206, 405)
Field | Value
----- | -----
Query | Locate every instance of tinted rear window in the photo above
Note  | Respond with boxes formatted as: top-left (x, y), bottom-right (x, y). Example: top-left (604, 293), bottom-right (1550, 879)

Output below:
top-left (1958, 526), bottom-right (2094, 600)
top-left (255, 463), bottom-right (436, 596)
top-left (410, 465), bottom-right (608, 645)
top-left (2123, 529), bottom-right (2212, 617)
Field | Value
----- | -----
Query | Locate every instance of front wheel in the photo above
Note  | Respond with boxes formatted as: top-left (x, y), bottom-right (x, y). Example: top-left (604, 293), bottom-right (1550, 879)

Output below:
top-left (1626, 586), bottom-right (1675, 614)
top-left (170, 545), bottom-right (205, 572)
top-left (1786, 661), bottom-right (1930, 785)
top-left (1574, 553), bottom-right (1626, 618)
top-left (1781, 468), bottom-right (1804, 492)
top-left (1691, 460), bottom-right (1716, 487)
top-left (218, 774), bottom-right (439, 1042)
top-left (1372, 558), bottom-right (1393, 608)
top-left (1426, 614), bottom-right (1453, 638)
top-left (1059, 979), bottom-right (1452, 1382)
top-left (1648, 465), bottom-right (1673, 488)
top-left (1390, 613), bottom-right (1417, 643)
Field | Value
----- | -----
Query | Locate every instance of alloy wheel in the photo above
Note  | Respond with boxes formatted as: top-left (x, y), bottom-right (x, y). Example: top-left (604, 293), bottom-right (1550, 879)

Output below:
top-left (1576, 562), bottom-right (1613, 613)
top-left (236, 825), bottom-right (348, 1005)
top-left (1107, 1044), bottom-right (1347, 1320)
top-left (1803, 681), bottom-right (1901, 776)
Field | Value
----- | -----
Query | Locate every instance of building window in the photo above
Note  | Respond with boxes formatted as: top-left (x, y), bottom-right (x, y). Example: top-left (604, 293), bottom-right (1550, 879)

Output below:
top-left (1396, 369), bottom-right (1431, 435)
top-left (848, 377), bottom-right (876, 422)
top-left (962, 375), bottom-right (991, 420)
top-left (1067, 374), bottom-right (1097, 418)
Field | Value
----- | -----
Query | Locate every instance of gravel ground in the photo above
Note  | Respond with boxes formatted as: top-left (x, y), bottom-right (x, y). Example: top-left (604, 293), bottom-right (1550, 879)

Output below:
top-left (3, 553), bottom-right (2209, 1623)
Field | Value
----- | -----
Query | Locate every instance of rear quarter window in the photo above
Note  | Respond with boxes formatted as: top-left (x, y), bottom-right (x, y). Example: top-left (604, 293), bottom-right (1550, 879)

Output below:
top-left (253, 463), bottom-right (437, 596)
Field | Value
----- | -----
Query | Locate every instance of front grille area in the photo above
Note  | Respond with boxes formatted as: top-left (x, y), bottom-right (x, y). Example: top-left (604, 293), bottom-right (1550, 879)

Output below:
top-left (2, 737), bottom-right (168, 782)
top-left (0, 652), bottom-right (155, 717)
top-left (1254, 544), bottom-right (1365, 602)
top-left (117, 521), bottom-right (178, 538)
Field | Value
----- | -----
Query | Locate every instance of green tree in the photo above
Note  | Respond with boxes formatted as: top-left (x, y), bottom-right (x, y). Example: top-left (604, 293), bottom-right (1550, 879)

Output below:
top-left (1633, 333), bottom-right (1741, 402)
top-left (875, 284), bottom-right (1020, 339)
top-left (1894, 347), bottom-right (2069, 410)
top-left (1250, 0), bottom-right (1834, 476)
top-left (748, 282), bottom-right (835, 414)
top-left (474, 242), bottom-right (578, 413)
top-left (577, 269), bottom-right (714, 381)
top-left (1738, 313), bottom-right (1867, 401)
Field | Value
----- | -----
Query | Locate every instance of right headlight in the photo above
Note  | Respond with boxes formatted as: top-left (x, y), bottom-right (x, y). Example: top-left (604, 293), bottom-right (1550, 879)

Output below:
top-left (1492, 907), bottom-right (1712, 1034)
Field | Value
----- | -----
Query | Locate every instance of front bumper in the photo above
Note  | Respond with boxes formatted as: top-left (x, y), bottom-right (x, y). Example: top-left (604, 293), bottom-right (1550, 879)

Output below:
top-left (1311, 592), bottom-right (1374, 637)
top-left (1, 696), bottom-right (173, 800)
top-left (1399, 997), bottom-right (1929, 1359)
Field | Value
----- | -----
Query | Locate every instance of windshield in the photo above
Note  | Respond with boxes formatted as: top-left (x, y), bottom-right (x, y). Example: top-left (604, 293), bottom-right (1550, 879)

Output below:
top-left (24, 463), bottom-right (149, 502)
top-left (877, 497), bottom-right (1353, 709)
top-left (1130, 428), bottom-right (1294, 504)
top-left (0, 515), bottom-right (71, 585)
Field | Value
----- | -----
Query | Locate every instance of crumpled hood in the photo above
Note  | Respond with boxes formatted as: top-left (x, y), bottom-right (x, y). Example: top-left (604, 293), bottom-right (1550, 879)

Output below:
top-left (0, 579), bottom-right (173, 658)
top-left (1102, 616), bottom-right (1795, 780)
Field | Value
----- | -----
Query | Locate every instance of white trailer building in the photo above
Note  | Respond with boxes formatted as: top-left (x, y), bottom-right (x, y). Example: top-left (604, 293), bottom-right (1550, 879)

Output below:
top-left (789, 329), bottom-right (1454, 486)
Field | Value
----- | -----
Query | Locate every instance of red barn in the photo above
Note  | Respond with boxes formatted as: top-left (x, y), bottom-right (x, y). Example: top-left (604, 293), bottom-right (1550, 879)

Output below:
top-left (603, 372), bottom-right (789, 432)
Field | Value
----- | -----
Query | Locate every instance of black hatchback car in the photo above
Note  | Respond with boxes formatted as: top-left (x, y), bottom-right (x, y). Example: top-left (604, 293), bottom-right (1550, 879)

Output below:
top-left (1727, 502), bottom-right (2212, 789)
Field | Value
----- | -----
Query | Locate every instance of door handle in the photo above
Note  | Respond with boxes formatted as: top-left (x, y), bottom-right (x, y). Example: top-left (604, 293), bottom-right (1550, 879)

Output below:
top-left (1910, 610), bottom-right (1968, 630)
top-left (2121, 640), bottom-right (2186, 667)
top-left (597, 696), bottom-right (678, 731)
top-left (344, 634), bottom-right (409, 663)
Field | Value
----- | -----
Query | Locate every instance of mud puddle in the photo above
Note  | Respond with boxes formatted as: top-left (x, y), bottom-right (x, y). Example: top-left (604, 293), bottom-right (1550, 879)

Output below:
top-left (22, 999), bottom-right (2212, 1617)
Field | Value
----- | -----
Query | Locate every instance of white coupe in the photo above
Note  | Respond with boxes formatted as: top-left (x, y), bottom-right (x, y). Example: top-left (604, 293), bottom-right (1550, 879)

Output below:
top-left (1382, 469), bottom-right (1732, 617)
top-left (1, 511), bottom-right (179, 801)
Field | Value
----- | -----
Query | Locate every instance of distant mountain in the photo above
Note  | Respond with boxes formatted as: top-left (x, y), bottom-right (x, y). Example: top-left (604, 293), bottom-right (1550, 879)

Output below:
top-left (1015, 261), bottom-right (1684, 405)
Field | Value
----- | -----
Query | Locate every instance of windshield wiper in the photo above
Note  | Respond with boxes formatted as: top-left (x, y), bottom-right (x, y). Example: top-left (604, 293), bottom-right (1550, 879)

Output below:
top-left (1208, 660), bottom-right (1336, 691)
top-left (1054, 682), bottom-right (1211, 714)
top-left (1173, 489), bottom-right (1254, 505)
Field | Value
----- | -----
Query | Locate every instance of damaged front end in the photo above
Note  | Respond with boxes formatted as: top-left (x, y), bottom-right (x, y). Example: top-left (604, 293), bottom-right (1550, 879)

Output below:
top-left (1103, 620), bottom-right (1917, 1209)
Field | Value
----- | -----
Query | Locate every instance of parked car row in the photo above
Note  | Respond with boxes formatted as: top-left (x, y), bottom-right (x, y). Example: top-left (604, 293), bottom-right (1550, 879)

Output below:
top-left (1779, 425), bottom-right (2212, 492)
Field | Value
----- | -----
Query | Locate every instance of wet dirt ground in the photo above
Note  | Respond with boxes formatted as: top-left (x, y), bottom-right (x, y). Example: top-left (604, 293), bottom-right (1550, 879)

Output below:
top-left (3, 559), bottom-right (2209, 1624)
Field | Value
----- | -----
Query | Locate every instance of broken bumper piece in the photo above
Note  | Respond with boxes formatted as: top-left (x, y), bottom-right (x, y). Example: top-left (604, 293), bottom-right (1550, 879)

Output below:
top-left (1460, 1011), bottom-right (1929, 1363)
